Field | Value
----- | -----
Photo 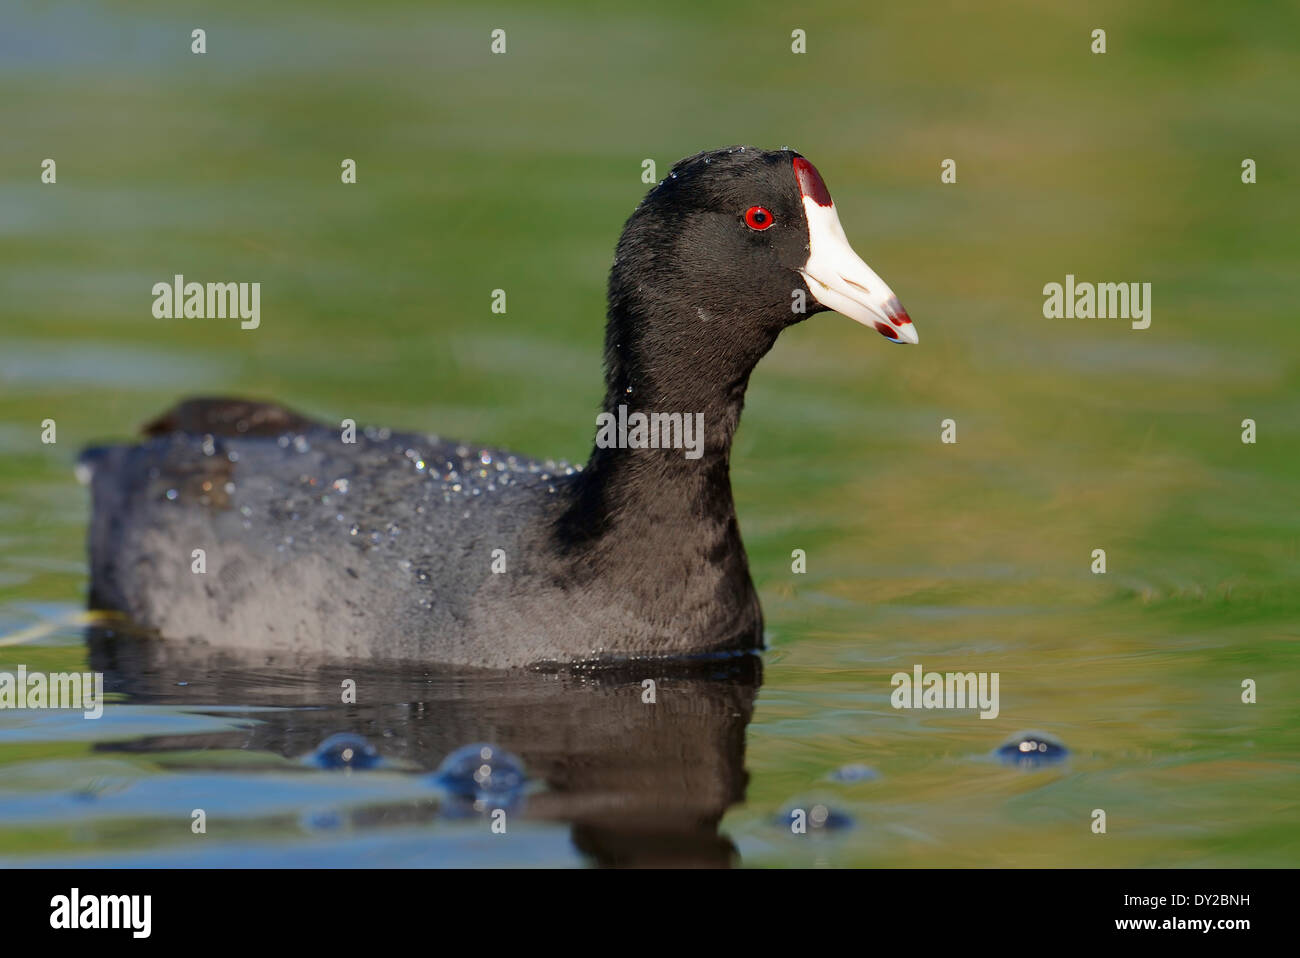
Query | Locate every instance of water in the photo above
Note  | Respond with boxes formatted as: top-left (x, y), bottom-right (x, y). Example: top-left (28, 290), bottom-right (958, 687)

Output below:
top-left (2, 0), bottom-right (1298, 867)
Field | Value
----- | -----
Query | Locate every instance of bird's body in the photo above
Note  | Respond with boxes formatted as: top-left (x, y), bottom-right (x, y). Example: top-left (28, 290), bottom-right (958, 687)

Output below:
top-left (84, 409), bottom-right (761, 667)
top-left (82, 147), bottom-right (914, 667)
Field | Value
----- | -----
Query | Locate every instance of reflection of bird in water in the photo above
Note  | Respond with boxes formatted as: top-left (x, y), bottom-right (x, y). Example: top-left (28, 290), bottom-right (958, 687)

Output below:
top-left (87, 629), bottom-right (761, 867)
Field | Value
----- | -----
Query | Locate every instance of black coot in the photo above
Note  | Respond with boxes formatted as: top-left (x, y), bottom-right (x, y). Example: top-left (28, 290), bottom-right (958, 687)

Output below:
top-left (81, 147), bottom-right (916, 667)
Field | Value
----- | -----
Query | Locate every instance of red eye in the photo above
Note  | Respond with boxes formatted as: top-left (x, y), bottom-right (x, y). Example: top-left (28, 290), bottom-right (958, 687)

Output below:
top-left (744, 206), bottom-right (774, 231)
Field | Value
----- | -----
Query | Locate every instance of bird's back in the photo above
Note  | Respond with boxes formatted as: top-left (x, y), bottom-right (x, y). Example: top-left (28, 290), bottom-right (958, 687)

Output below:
top-left (82, 400), bottom-right (579, 665)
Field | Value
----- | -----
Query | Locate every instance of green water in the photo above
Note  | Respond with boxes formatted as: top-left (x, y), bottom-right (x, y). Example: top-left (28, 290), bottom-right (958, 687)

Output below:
top-left (1, 0), bottom-right (1297, 866)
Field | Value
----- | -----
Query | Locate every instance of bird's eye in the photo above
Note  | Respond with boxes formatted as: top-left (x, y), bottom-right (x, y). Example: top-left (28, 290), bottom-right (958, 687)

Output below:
top-left (744, 206), bottom-right (774, 231)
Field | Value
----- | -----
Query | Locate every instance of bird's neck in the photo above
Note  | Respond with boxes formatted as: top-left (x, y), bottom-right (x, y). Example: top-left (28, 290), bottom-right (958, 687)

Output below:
top-left (545, 301), bottom-right (770, 647)
top-left (562, 367), bottom-right (752, 548)
top-left (572, 294), bottom-right (777, 532)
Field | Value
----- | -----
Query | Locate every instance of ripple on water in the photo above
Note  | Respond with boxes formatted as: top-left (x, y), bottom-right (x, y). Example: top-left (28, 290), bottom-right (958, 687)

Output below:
top-left (300, 807), bottom-right (345, 831)
top-left (827, 763), bottom-right (880, 784)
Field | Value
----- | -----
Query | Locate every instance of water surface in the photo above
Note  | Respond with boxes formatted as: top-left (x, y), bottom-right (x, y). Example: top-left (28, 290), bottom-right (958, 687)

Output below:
top-left (1, 0), bottom-right (1297, 867)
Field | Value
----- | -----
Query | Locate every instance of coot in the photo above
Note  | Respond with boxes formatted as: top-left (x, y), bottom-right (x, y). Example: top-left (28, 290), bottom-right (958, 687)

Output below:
top-left (81, 147), bottom-right (916, 667)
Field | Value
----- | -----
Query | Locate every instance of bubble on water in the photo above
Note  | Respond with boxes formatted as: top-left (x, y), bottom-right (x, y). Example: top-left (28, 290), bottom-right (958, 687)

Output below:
top-left (293, 435), bottom-right (310, 453)
top-left (307, 733), bottom-right (382, 770)
top-left (165, 489), bottom-right (178, 501)
top-left (776, 800), bottom-right (854, 833)
top-left (995, 731), bottom-right (1069, 768)
top-left (430, 743), bottom-right (526, 802)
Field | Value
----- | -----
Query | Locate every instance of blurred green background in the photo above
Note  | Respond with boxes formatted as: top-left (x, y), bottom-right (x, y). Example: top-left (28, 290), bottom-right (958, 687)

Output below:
top-left (0, 0), bottom-right (1297, 865)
